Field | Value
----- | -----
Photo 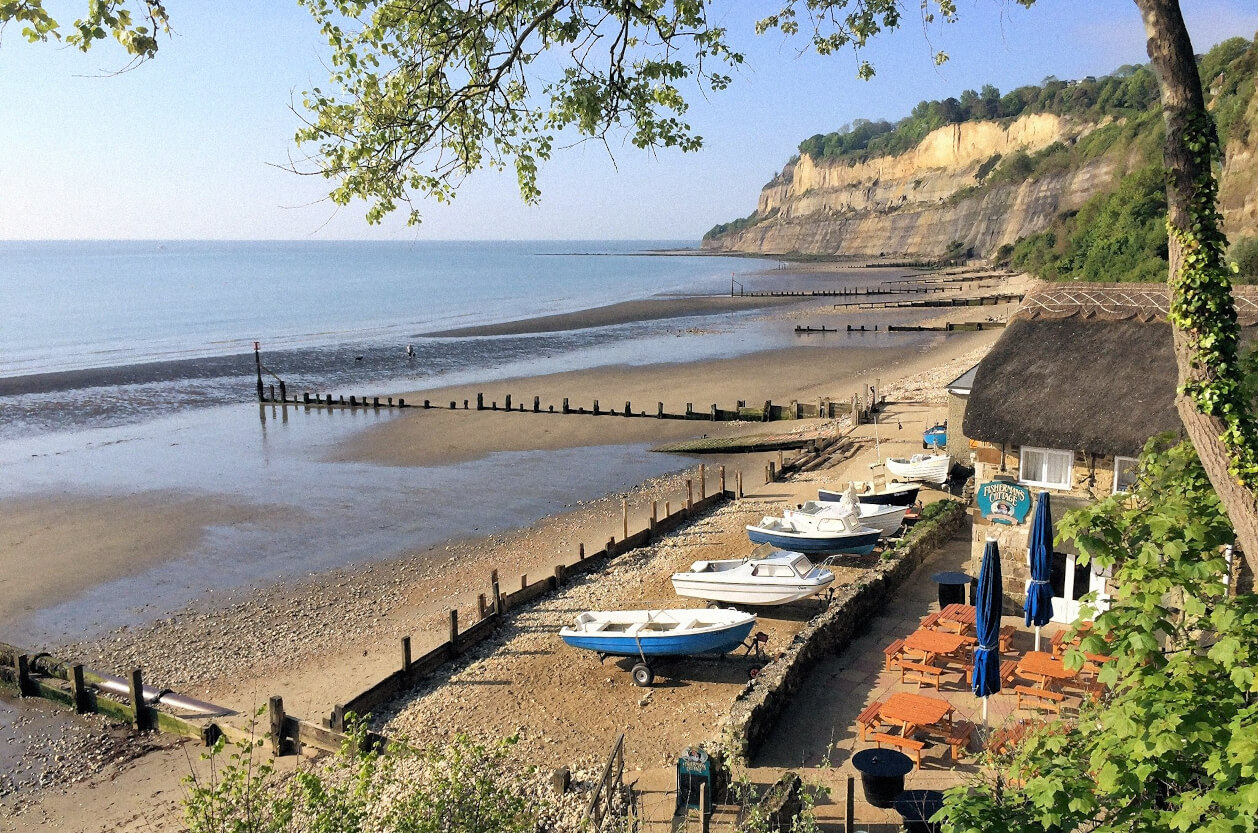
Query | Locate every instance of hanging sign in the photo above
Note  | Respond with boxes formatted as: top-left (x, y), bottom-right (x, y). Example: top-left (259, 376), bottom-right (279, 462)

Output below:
top-left (977, 481), bottom-right (1032, 524)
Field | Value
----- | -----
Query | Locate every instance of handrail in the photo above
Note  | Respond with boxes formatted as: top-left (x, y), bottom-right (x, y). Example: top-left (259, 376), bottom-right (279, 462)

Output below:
top-left (584, 732), bottom-right (626, 830)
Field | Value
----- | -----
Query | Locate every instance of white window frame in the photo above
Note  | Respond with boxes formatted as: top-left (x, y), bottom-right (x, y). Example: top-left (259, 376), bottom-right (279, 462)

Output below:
top-left (1019, 446), bottom-right (1073, 489)
top-left (1113, 456), bottom-right (1138, 493)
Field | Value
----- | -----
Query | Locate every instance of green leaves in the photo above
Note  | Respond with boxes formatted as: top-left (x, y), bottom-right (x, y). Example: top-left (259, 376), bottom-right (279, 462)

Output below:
top-left (940, 439), bottom-right (1258, 833)
top-left (2, 1), bottom-right (169, 58)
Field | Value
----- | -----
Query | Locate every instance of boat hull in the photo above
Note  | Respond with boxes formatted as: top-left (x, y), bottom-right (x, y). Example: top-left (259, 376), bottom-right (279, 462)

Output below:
top-left (559, 611), bottom-right (756, 657)
top-left (884, 455), bottom-right (951, 484)
top-left (787, 502), bottom-right (906, 538)
top-left (671, 574), bottom-right (833, 606)
top-left (820, 485), bottom-right (920, 506)
top-left (745, 525), bottom-right (881, 555)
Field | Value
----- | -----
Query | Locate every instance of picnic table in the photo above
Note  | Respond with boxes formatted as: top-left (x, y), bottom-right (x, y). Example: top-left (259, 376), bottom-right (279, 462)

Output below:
top-left (880, 691), bottom-right (955, 739)
top-left (904, 628), bottom-right (971, 663)
top-left (1017, 650), bottom-right (1078, 689)
top-left (1052, 622), bottom-right (1114, 663)
top-left (935, 603), bottom-right (976, 634)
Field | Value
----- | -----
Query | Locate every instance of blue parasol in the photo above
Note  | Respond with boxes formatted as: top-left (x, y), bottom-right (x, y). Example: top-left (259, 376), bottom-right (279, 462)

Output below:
top-left (972, 538), bottom-right (1004, 721)
top-left (1025, 491), bottom-right (1054, 651)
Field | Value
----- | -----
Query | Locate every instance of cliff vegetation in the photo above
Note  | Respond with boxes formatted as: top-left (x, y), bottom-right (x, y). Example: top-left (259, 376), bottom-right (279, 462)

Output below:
top-left (703, 35), bottom-right (1258, 282)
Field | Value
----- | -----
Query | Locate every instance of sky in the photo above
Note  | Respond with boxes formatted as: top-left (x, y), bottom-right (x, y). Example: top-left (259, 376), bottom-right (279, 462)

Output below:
top-left (1, 1), bottom-right (1256, 241)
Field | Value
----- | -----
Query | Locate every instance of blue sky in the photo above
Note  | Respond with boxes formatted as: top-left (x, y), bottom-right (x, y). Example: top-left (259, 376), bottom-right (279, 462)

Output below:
top-left (1, 1), bottom-right (1256, 241)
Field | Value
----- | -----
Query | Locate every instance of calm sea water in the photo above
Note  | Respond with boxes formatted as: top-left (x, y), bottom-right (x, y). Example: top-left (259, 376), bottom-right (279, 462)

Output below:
top-left (0, 240), bottom-right (944, 646)
top-left (1, 239), bottom-right (763, 376)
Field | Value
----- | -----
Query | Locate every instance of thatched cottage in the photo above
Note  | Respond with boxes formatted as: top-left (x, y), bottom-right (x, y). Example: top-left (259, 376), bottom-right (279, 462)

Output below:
top-left (960, 282), bottom-right (1258, 618)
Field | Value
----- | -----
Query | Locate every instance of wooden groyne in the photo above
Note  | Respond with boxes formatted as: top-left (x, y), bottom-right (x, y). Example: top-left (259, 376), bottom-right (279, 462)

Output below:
top-left (838, 292), bottom-right (1024, 310)
top-left (887, 321), bottom-right (1007, 332)
top-left (443, 392), bottom-right (862, 423)
top-left (733, 284), bottom-right (951, 299)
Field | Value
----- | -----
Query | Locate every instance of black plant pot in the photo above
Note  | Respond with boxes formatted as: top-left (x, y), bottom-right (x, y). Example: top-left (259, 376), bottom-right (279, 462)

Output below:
top-left (851, 749), bottom-right (914, 809)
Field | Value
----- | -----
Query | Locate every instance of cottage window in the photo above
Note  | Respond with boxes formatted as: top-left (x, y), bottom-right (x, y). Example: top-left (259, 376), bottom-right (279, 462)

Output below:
top-left (1113, 456), bottom-right (1138, 493)
top-left (1019, 447), bottom-right (1073, 489)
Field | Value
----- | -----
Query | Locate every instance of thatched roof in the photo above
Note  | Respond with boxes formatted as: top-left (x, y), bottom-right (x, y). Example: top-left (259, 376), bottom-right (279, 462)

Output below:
top-left (963, 283), bottom-right (1258, 458)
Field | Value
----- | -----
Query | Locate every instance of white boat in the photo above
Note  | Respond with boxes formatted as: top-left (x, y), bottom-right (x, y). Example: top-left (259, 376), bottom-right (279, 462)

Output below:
top-left (746, 513), bottom-right (882, 555)
top-left (785, 497), bottom-right (907, 538)
top-left (884, 453), bottom-right (951, 484)
top-left (671, 550), bottom-right (835, 606)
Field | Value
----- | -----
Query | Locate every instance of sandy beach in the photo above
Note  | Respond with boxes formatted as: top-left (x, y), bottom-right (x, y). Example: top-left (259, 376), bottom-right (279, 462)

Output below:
top-left (0, 264), bottom-right (1024, 831)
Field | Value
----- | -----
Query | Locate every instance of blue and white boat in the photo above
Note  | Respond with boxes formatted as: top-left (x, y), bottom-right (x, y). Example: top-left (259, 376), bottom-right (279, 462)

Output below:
top-left (560, 608), bottom-right (757, 686)
top-left (785, 497), bottom-right (906, 538)
top-left (746, 513), bottom-right (881, 555)
top-left (923, 423), bottom-right (948, 448)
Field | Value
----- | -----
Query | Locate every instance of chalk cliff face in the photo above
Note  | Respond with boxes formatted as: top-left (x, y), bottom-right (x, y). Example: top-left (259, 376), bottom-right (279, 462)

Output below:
top-left (703, 113), bottom-right (1121, 258)
top-left (1220, 92), bottom-right (1258, 243)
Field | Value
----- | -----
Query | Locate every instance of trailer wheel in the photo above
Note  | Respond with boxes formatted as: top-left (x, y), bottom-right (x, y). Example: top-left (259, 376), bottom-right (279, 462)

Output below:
top-left (631, 663), bottom-right (654, 687)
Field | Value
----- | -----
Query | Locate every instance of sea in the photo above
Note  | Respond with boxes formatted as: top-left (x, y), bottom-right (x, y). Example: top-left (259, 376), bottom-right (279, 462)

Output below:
top-left (0, 240), bottom-right (932, 647)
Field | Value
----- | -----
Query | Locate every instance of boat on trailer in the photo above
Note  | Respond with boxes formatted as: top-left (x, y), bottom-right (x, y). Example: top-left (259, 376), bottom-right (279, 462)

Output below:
top-left (670, 550), bottom-right (834, 606)
top-left (923, 423), bottom-right (947, 448)
top-left (746, 513), bottom-right (881, 555)
top-left (884, 453), bottom-right (952, 484)
top-left (818, 482), bottom-right (920, 506)
top-left (559, 608), bottom-right (757, 686)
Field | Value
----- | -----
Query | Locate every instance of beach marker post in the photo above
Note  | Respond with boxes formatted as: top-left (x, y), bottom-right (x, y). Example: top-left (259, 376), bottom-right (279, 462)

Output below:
top-left (254, 341), bottom-right (263, 401)
top-left (719, 465), bottom-right (726, 495)
top-left (622, 499), bottom-right (629, 540)
top-left (699, 465), bottom-right (706, 499)
top-left (402, 636), bottom-right (412, 670)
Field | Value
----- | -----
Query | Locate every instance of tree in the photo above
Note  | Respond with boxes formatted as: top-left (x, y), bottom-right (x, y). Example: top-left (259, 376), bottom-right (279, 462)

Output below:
top-left (5, 0), bottom-right (1256, 573)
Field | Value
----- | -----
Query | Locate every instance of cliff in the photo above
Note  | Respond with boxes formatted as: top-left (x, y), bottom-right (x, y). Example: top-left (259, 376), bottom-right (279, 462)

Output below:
top-left (703, 113), bottom-right (1125, 258)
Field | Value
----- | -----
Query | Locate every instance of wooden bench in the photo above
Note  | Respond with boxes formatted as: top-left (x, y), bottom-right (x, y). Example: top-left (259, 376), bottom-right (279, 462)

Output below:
top-left (883, 638), bottom-right (906, 670)
top-left (946, 721), bottom-right (975, 761)
top-left (999, 625), bottom-right (1017, 652)
top-left (999, 660), bottom-right (1018, 692)
top-left (920, 610), bottom-right (943, 629)
top-left (871, 732), bottom-right (924, 768)
top-left (1016, 685), bottom-right (1065, 713)
top-left (899, 660), bottom-right (947, 690)
top-left (857, 701), bottom-right (885, 741)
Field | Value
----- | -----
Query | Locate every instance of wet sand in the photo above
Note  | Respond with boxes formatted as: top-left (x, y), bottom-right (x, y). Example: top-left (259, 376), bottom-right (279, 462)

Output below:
top-left (421, 295), bottom-right (806, 337)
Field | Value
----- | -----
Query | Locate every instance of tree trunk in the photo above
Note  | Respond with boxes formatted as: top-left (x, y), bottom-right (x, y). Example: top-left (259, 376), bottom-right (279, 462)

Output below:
top-left (1134, 0), bottom-right (1258, 578)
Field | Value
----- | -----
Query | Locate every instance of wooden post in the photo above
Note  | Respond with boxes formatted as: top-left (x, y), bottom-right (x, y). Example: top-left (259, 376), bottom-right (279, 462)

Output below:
top-left (650, 500), bottom-right (658, 533)
top-left (505, 394), bottom-right (512, 410)
top-left (710, 403), bottom-right (718, 420)
top-left (15, 654), bottom-right (32, 697)
top-left (699, 464), bottom-right (706, 499)
top-left (622, 498), bottom-right (629, 540)
top-left (563, 397), bottom-right (570, 414)
top-left (533, 396), bottom-right (540, 412)
top-left (331, 704), bottom-right (346, 733)
top-left (719, 465), bottom-right (726, 494)
top-left (846, 776), bottom-right (855, 832)
top-left (657, 402), bottom-right (664, 418)
top-left (554, 564), bottom-right (565, 584)
top-left (699, 782), bottom-right (709, 831)
top-left (269, 696), bottom-right (287, 756)
top-left (578, 543), bottom-right (585, 560)
top-left (666, 500), bottom-right (670, 517)
top-left (491, 570), bottom-right (501, 614)
top-left (477, 593), bottom-right (487, 618)
top-left (71, 664), bottom-right (89, 713)
top-left (737, 470), bottom-right (743, 497)
top-left (449, 609), bottom-right (459, 652)
top-left (763, 399), bottom-right (772, 422)
top-left (477, 393), bottom-right (484, 411)
top-left (402, 636), bottom-right (412, 669)
top-left (686, 479), bottom-right (693, 512)
top-left (521, 574), bottom-right (528, 590)
top-left (593, 399), bottom-right (600, 415)
top-left (778, 450), bottom-right (784, 472)
top-left (607, 536), bottom-right (616, 556)
top-left (130, 669), bottom-right (149, 731)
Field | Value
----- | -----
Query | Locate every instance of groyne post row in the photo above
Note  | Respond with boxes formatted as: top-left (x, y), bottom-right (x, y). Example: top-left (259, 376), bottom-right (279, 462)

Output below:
top-left (840, 292), bottom-right (1024, 311)
top-left (454, 393), bottom-right (860, 423)
top-left (260, 388), bottom-right (411, 409)
top-left (716, 500), bottom-right (969, 764)
top-left (0, 467), bottom-right (737, 761)
top-left (732, 284), bottom-right (958, 299)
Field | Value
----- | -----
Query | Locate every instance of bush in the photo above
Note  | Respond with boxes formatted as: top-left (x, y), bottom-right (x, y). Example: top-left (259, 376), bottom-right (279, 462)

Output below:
top-left (1228, 236), bottom-right (1258, 283)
